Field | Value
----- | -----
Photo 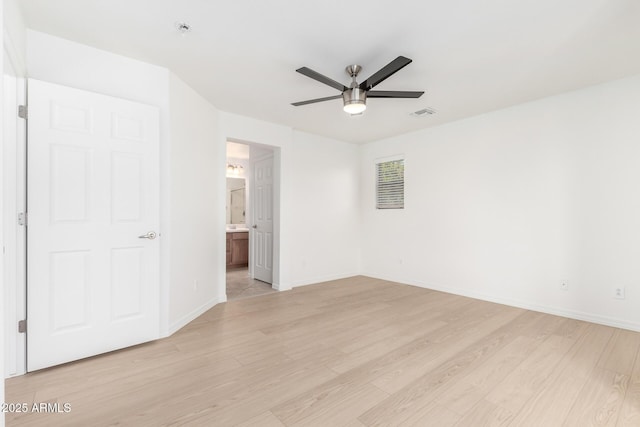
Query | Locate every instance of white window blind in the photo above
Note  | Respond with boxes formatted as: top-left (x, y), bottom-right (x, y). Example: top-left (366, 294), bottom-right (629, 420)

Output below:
top-left (376, 159), bottom-right (404, 209)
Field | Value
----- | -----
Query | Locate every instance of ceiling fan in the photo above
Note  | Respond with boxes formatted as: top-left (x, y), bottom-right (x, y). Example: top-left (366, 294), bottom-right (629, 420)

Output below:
top-left (292, 56), bottom-right (424, 114)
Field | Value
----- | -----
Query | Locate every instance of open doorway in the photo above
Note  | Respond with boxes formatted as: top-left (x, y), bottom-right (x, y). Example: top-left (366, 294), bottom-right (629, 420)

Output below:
top-left (225, 141), bottom-right (276, 300)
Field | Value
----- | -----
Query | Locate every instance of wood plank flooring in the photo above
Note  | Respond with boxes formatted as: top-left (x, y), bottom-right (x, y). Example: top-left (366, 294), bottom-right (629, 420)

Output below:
top-left (5, 276), bottom-right (640, 426)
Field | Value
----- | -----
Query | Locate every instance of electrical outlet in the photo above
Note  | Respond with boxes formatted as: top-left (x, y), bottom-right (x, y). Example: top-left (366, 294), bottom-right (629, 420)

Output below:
top-left (193, 280), bottom-right (198, 291)
top-left (560, 281), bottom-right (568, 291)
top-left (614, 286), bottom-right (625, 300)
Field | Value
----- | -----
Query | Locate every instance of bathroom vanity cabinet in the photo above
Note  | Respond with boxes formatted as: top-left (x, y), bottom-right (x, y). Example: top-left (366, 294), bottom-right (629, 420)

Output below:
top-left (226, 231), bottom-right (249, 267)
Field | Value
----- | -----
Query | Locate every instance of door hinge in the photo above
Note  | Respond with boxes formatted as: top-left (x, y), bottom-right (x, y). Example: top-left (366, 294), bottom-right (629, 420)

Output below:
top-left (18, 105), bottom-right (28, 120)
top-left (18, 320), bottom-right (27, 333)
top-left (18, 212), bottom-right (27, 226)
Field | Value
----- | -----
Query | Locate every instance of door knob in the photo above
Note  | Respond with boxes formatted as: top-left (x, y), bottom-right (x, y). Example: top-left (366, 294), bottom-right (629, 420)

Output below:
top-left (252, 225), bottom-right (257, 229)
top-left (138, 231), bottom-right (157, 239)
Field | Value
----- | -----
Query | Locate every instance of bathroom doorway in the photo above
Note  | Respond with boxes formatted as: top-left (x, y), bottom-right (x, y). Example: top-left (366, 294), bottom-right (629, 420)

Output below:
top-left (225, 141), bottom-right (276, 300)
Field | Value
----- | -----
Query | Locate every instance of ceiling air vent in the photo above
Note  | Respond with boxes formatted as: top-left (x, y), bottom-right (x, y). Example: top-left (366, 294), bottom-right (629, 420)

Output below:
top-left (410, 107), bottom-right (437, 117)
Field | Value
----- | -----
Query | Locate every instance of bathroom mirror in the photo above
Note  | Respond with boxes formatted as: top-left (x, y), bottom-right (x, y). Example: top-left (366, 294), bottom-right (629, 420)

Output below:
top-left (226, 177), bottom-right (245, 225)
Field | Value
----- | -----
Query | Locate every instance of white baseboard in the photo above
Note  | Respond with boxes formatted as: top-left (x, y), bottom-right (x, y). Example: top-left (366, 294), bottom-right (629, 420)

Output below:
top-left (292, 272), bottom-right (360, 288)
top-left (167, 296), bottom-right (221, 336)
top-left (272, 280), bottom-right (291, 291)
top-left (363, 272), bottom-right (640, 333)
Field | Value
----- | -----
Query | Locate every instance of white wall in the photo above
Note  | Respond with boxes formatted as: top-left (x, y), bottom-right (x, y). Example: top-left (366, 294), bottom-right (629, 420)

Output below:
top-left (361, 74), bottom-right (640, 331)
top-left (3, 0), bottom-right (24, 68)
top-left (26, 30), bottom-right (169, 109)
top-left (289, 130), bottom-right (361, 286)
top-left (167, 73), bottom-right (220, 332)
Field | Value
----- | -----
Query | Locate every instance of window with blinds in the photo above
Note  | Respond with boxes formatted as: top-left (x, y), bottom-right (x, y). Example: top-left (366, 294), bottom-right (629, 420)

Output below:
top-left (376, 159), bottom-right (404, 209)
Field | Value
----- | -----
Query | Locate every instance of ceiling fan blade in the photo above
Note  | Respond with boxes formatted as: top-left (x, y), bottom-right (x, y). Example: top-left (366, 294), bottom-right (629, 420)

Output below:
top-left (291, 94), bottom-right (343, 106)
top-left (367, 90), bottom-right (424, 98)
top-left (359, 56), bottom-right (413, 91)
top-left (296, 67), bottom-right (348, 92)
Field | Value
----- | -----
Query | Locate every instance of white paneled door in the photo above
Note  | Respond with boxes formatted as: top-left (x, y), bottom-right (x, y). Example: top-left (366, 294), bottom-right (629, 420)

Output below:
top-left (27, 79), bottom-right (160, 371)
top-left (252, 155), bottom-right (274, 284)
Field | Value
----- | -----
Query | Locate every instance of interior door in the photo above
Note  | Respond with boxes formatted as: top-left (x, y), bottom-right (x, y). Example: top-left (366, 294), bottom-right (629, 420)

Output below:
top-left (252, 155), bottom-right (273, 284)
top-left (27, 79), bottom-right (160, 371)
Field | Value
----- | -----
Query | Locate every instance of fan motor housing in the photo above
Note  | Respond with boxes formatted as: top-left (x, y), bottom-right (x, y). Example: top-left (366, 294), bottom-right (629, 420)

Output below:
top-left (343, 88), bottom-right (367, 105)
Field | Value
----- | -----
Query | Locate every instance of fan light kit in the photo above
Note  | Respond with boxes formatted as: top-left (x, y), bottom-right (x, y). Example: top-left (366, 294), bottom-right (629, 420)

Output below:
top-left (342, 65), bottom-right (367, 114)
top-left (343, 89), bottom-right (367, 114)
top-left (292, 56), bottom-right (424, 115)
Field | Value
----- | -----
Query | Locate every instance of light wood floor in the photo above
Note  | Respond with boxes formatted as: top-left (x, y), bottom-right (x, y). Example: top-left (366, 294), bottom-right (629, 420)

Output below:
top-left (5, 276), bottom-right (640, 426)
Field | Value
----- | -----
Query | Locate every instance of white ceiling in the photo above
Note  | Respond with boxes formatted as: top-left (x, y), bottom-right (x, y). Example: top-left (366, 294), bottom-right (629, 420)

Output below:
top-left (17, 0), bottom-right (640, 144)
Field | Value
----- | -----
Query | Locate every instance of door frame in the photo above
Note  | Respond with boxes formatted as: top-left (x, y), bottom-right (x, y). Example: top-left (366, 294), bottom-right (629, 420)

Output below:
top-left (3, 32), bottom-right (27, 378)
top-left (222, 138), bottom-right (281, 299)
